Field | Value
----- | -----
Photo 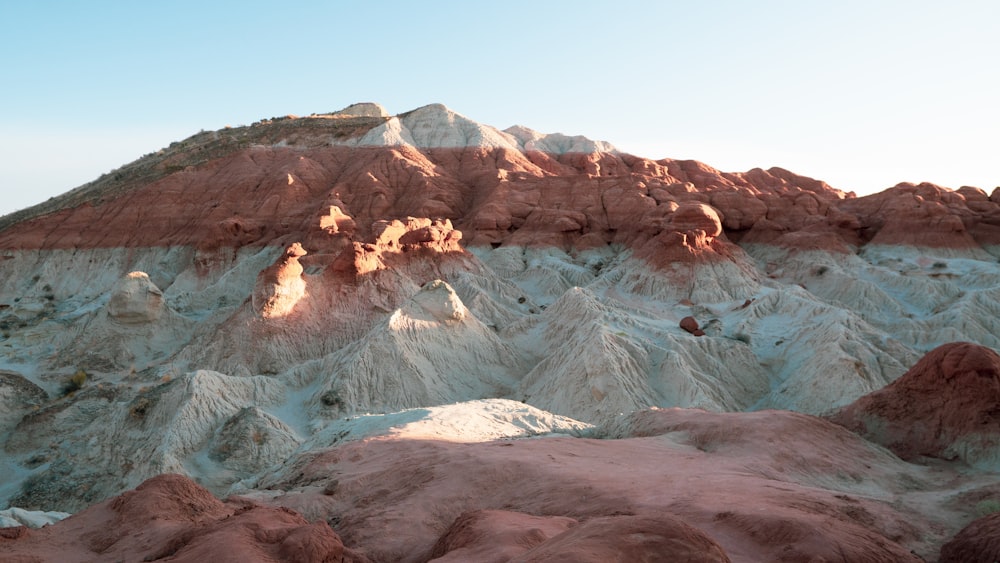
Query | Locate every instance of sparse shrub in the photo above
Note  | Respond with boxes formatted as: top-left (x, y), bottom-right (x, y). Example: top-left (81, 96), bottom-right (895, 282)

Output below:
top-left (932, 261), bottom-right (947, 269)
top-left (320, 389), bottom-right (344, 409)
top-left (129, 397), bottom-right (151, 419)
top-left (62, 369), bottom-right (88, 395)
top-left (815, 265), bottom-right (829, 276)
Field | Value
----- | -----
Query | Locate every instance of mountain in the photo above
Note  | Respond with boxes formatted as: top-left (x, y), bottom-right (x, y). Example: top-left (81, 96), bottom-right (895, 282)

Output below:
top-left (2, 102), bottom-right (1000, 561)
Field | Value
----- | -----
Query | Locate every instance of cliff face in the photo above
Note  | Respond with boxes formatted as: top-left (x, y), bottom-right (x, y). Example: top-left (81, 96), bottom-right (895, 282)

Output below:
top-left (1, 102), bottom-right (999, 562)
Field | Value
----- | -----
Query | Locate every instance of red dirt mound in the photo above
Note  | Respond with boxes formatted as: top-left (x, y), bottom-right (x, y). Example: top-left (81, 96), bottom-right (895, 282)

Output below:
top-left (828, 342), bottom-right (1000, 465)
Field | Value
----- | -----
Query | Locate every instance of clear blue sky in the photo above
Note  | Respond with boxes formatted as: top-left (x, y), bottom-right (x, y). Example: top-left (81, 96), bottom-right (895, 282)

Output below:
top-left (2, 1), bottom-right (998, 216)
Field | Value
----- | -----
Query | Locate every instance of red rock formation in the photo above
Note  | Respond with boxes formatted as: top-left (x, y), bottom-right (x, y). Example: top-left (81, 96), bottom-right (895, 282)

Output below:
top-left (939, 512), bottom-right (1000, 563)
top-left (828, 342), bottom-right (1000, 464)
top-left (0, 474), bottom-right (368, 562)
top-left (327, 217), bottom-right (465, 280)
top-left (841, 183), bottom-right (983, 248)
top-left (672, 202), bottom-right (724, 237)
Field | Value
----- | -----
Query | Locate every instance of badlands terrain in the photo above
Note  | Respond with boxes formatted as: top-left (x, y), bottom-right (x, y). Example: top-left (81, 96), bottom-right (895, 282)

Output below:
top-left (2, 102), bottom-right (1000, 561)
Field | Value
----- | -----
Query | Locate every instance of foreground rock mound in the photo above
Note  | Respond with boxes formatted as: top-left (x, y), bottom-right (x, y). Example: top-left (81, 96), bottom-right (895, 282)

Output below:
top-left (252, 409), bottom-right (927, 561)
top-left (0, 474), bottom-right (368, 562)
top-left (829, 342), bottom-right (1000, 468)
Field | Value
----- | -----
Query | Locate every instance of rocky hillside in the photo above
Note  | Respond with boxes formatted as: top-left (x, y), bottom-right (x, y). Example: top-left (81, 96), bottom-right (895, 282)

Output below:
top-left (2, 102), bottom-right (1000, 561)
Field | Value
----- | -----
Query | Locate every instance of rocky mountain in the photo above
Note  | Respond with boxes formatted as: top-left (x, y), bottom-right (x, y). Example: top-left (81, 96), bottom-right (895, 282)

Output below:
top-left (2, 102), bottom-right (1000, 561)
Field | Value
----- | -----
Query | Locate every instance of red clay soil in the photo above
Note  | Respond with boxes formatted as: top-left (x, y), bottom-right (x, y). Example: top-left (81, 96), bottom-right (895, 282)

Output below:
top-left (828, 342), bottom-right (1000, 463)
top-left (938, 511), bottom-right (1000, 563)
top-left (0, 474), bottom-right (369, 563)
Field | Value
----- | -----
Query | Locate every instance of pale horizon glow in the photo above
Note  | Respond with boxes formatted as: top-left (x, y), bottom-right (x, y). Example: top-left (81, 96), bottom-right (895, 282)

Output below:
top-left (2, 1), bottom-right (998, 217)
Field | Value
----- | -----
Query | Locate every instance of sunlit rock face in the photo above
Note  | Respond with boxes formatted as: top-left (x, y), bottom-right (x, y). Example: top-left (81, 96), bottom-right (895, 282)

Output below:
top-left (252, 243), bottom-right (307, 318)
top-left (2, 102), bottom-right (1000, 561)
top-left (108, 271), bottom-right (163, 323)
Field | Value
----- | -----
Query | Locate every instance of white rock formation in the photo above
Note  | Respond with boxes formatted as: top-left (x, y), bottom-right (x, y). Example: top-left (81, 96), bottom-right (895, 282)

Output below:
top-left (5, 370), bottom-right (290, 510)
top-left (297, 280), bottom-right (521, 416)
top-left (513, 287), bottom-right (770, 423)
top-left (331, 102), bottom-right (389, 118)
top-left (342, 103), bottom-right (617, 155)
top-left (504, 124), bottom-right (618, 154)
top-left (0, 507), bottom-right (70, 528)
top-left (306, 398), bottom-right (592, 447)
top-left (353, 116), bottom-right (418, 147)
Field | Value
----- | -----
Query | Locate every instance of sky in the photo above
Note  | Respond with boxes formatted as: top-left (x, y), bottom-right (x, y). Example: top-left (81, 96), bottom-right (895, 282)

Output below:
top-left (1, 0), bottom-right (998, 216)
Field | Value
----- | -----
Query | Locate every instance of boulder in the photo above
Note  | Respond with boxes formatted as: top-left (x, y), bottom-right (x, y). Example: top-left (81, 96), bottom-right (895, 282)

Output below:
top-left (680, 316), bottom-right (705, 337)
top-left (108, 271), bottom-right (164, 323)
